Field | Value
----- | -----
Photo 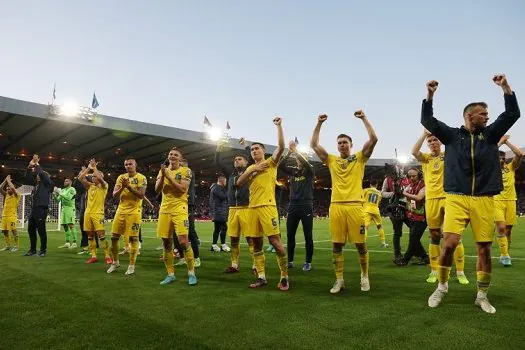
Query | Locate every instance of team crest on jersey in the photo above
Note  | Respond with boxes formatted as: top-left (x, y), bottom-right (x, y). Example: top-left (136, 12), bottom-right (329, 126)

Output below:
top-left (478, 134), bottom-right (484, 141)
top-left (271, 218), bottom-right (278, 227)
top-left (433, 162), bottom-right (441, 170)
top-left (130, 178), bottom-right (138, 185)
top-left (176, 174), bottom-right (182, 181)
top-left (337, 155), bottom-right (357, 170)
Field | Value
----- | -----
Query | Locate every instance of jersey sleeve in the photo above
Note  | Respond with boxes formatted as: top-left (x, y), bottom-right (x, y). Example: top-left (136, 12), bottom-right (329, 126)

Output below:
top-left (266, 157), bottom-right (277, 168)
top-left (139, 174), bottom-right (147, 188)
top-left (183, 167), bottom-right (192, 181)
top-left (326, 154), bottom-right (336, 168)
top-left (420, 153), bottom-right (431, 163)
top-left (356, 150), bottom-right (368, 163)
top-left (508, 162), bottom-right (515, 172)
top-left (156, 170), bottom-right (163, 180)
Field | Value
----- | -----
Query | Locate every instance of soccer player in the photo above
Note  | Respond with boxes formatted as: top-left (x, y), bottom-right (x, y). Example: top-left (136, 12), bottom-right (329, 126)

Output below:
top-left (54, 178), bottom-right (78, 249)
top-left (0, 175), bottom-right (21, 252)
top-left (362, 180), bottom-right (388, 248)
top-left (311, 111), bottom-right (378, 294)
top-left (107, 157), bottom-right (147, 275)
top-left (215, 137), bottom-right (256, 274)
top-left (23, 155), bottom-right (55, 257)
top-left (156, 147), bottom-right (197, 286)
top-left (236, 117), bottom-right (289, 290)
top-left (411, 130), bottom-right (469, 284)
top-left (494, 135), bottom-right (523, 266)
top-left (209, 175), bottom-right (230, 252)
top-left (422, 75), bottom-right (520, 313)
top-left (279, 140), bottom-right (315, 271)
top-left (78, 159), bottom-right (111, 265)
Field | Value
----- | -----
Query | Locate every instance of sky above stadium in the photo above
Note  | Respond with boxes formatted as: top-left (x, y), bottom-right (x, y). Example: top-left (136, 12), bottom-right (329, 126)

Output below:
top-left (1, 0), bottom-right (524, 159)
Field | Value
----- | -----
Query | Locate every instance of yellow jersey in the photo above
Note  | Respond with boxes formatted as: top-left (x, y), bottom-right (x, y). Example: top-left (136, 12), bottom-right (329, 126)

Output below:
top-left (326, 151), bottom-right (368, 203)
top-left (420, 152), bottom-right (445, 199)
top-left (362, 187), bottom-right (382, 212)
top-left (2, 192), bottom-right (20, 217)
top-left (157, 166), bottom-right (191, 213)
top-left (85, 183), bottom-right (108, 214)
top-left (246, 157), bottom-right (277, 208)
top-left (494, 162), bottom-right (516, 201)
top-left (116, 172), bottom-right (147, 214)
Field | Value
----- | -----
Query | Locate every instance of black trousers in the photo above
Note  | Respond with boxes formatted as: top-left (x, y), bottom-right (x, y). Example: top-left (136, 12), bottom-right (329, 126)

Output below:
top-left (286, 204), bottom-right (314, 263)
top-left (28, 206), bottom-right (48, 253)
top-left (212, 220), bottom-right (227, 245)
top-left (79, 211), bottom-right (99, 249)
top-left (403, 220), bottom-right (428, 262)
top-left (173, 211), bottom-right (200, 259)
top-left (391, 215), bottom-right (412, 257)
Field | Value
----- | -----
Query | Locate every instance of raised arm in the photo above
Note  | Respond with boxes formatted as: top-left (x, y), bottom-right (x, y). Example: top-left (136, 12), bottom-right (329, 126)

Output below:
top-left (310, 114), bottom-right (329, 163)
top-left (78, 166), bottom-right (92, 188)
top-left (421, 80), bottom-right (455, 144)
top-left (504, 138), bottom-right (524, 170)
top-left (355, 110), bottom-right (378, 159)
top-left (92, 169), bottom-right (107, 189)
top-left (411, 130), bottom-right (431, 162)
top-left (214, 144), bottom-right (233, 177)
top-left (486, 75), bottom-right (520, 143)
top-left (6, 177), bottom-right (19, 197)
top-left (271, 117), bottom-right (285, 164)
top-left (0, 176), bottom-right (8, 196)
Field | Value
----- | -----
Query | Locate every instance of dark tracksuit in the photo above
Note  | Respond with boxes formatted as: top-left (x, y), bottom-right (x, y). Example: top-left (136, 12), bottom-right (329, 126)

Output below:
top-left (421, 92), bottom-right (520, 195)
top-left (279, 154), bottom-right (315, 264)
top-left (23, 165), bottom-right (54, 253)
top-left (173, 170), bottom-right (200, 258)
top-left (210, 183), bottom-right (228, 245)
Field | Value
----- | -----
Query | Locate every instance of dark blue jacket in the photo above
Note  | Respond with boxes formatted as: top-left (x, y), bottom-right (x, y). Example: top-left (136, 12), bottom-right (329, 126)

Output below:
top-left (23, 165), bottom-right (55, 208)
top-left (214, 146), bottom-right (253, 207)
top-left (421, 92), bottom-right (520, 196)
top-left (209, 183), bottom-right (228, 221)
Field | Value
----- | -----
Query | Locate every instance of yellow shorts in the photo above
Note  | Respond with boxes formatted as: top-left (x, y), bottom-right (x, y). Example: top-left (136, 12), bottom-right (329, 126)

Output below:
top-left (1, 216), bottom-right (17, 231)
top-left (84, 213), bottom-right (105, 232)
top-left (246, 206), bottom-right (280, 238)
top-left (227, 207), bottom-right (250, 238)
top-left (111, 212), bottom-right (142, 237)
top-left (329, 203), bottom-right (366, 244)
top-left (364, 210), bottom-right (382, 227)
top-left (443, 194), bottom-right (494, 242)
top-left (157, 212), bottom-right (189, 238)
top-left (494, 200), bottom-right (517, 226)
top-left (426, 197), bottom-right (445, 229)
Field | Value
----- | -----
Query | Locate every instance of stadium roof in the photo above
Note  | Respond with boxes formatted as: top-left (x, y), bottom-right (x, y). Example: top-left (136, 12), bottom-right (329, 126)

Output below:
top-left (0, 95), bottom-right (401, 185)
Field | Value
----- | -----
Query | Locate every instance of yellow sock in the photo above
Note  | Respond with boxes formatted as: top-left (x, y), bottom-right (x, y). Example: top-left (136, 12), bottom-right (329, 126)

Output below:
top-left (3, 234), bottom-right (11, 247)
top-left (454, 242), bottom-right (465, 273)
top-left (253, 250), bottom-right (266, 279)
top-left (248, 241), bottom-right (255, 267)
top-left (13, 234), bottom-right (19, 248)
top-left (129, 238), bottom-right (139, 265)
top-left (476, 271), bottom-right (491, 292)
top-left (333, 252), bottom-right (344, 280)
top-left (358, 252), bottom-right (369, 277)
top-left (100, 236), bottom-right (110, 258)
top-left (497, 235), bottom-right (509, 257)
top-left (88, 238), bottom-right (97, 257)
top-left (438, 265), bottom-right (451, 284)
top-left (231, 243), bottom-right (240, 268)
top-left (378, 227), bottom-right (386, 244)
top-left (111, 237), bottom-right (119, 262)
top-left (429, 243), bottom-right (440, 272)
top-left (276, 252), bottom-right (288, 278)
top-left (164, 247), bottom-right (174, 275)
top-left (184, 246), bottom-right (195, 273)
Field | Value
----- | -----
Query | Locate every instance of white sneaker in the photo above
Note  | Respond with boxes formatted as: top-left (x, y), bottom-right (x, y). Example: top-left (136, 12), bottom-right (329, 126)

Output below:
top-left (194, 257), bottom-right (201, 268)
top-left (211, 244), bottom-right (221, 252)
top-left (119, 248), bottom-right (130, 256)
top-left (330, 279), bottom-right (345, 294)
top-left (10, 247), bottom-right (19, 252)
top-left (58, 243), bottom-right (71, 249)
top-left (70, 243), bottom-right (77, 249)
top-left (107, 262), bottom-right (120, 274)
top-left (221, 243), bottom-right (231, 252)
top-left (428, 288), bottom-right (447, 308)
top-left (125, 265), bottom-right (135, 276)
top-left (0, 247), bottom-right (11, 251)
top-left (381, 242), bottom-right (389, 248)
top-left (475, 297), bottom-right (496, 314)
top-left (360, 276), bottom-right (370, 291)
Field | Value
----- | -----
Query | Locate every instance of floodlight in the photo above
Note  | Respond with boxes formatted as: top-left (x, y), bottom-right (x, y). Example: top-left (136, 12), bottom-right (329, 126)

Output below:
top-left (207, 127), bottom-right (222, 141)
top-left (397, 155), bottom-right (408, 164)
top-left (60, 101), bottom-right (79, 117)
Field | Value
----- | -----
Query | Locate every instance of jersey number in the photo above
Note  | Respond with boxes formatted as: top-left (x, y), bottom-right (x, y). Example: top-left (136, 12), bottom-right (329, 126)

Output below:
top-left (367, 193), bottom-right (379, 204)
top-left (132, 223), bottom-right (140, 231)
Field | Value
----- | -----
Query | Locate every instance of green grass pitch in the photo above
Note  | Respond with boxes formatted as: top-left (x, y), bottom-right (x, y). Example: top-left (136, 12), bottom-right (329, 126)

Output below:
top-left (1, 218), bottom-right (524, 349)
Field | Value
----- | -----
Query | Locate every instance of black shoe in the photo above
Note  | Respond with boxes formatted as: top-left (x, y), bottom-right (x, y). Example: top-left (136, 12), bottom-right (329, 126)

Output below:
top-left (394, 257), bottom-right (408, 266)
top-left (36, 251), bottom-right (46, 257)
top-left (23, 250), bottom-right (36, 256)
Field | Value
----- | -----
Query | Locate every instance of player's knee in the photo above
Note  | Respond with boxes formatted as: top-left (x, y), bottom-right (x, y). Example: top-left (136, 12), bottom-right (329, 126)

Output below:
top-left (111, 235), bottom-right (120, 241)
top-left (128, 236), bottom-right (138, 243)
top-left (355, 243), bottom-right (367, 255)
top-left (162, 238), bottom-right (172, 250)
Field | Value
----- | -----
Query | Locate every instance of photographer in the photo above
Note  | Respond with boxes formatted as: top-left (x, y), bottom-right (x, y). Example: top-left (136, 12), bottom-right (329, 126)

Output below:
top-left (381, 163), bottom-right (411, 264)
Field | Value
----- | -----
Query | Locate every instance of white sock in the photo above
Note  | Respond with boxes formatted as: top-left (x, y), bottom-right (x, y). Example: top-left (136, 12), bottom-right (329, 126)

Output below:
top-left (438, 282), bottom-right (448, 292)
